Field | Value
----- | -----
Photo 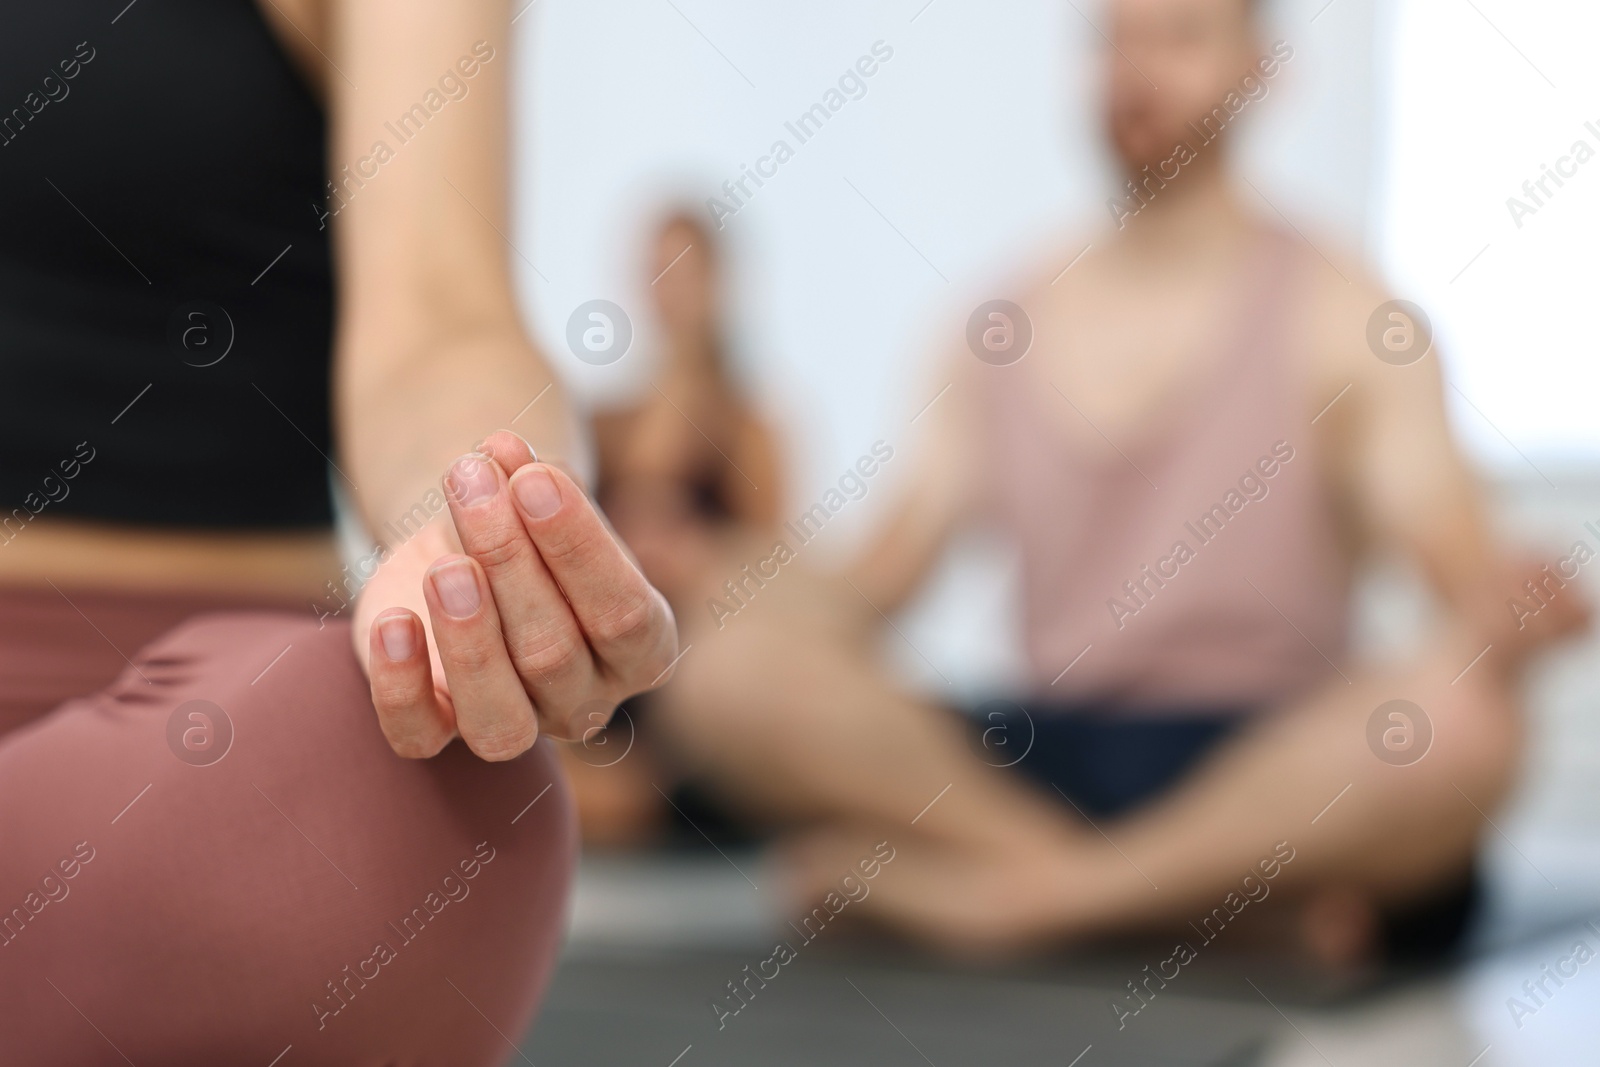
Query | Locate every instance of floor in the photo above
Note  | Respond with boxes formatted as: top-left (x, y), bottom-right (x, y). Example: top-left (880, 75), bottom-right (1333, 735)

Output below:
top-left (522, 852), bottom-right (1599, 1066)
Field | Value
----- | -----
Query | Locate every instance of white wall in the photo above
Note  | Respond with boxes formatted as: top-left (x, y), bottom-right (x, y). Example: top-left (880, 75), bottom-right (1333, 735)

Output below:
top-left (1376, 0), bottom-right (1600, 472)
top-left (511, 0), bottom-right (1383, 692)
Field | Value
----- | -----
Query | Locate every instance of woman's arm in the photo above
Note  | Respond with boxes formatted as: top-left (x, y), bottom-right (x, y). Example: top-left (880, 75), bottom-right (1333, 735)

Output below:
top-left (322, 0), bottom-right (675, 759)
top-left (328, 2), bottom-right (555, 509)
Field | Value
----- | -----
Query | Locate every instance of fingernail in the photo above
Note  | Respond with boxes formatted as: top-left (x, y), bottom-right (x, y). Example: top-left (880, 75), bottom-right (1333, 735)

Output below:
top-left (378, 614), bottom-right (416, 660)
top-left (446, 453), bottom-right (498, 507)
top-left (512, 467), bottom-right (561, 520)
top-left (430, 559), bottom-right (482, 618)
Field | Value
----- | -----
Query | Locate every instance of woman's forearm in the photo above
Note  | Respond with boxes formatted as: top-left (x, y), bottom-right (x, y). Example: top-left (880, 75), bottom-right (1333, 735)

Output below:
top-left (336, 325), bottom-right (576, 543)
top-left (321, 0), bottom-right (555, 538)
top-left (320, 0), bottom-right (678, 763)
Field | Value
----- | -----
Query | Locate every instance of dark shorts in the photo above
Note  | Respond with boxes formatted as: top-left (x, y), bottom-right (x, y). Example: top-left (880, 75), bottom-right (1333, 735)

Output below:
top-left (967, 701), bottom-right (1247, 818)
top-left (966, 701), bottom-right (1480, 961)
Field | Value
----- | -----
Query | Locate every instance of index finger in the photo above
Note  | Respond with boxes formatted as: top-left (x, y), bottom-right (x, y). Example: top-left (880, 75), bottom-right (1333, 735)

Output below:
top-left (507, 462), bottom-right (677, 687)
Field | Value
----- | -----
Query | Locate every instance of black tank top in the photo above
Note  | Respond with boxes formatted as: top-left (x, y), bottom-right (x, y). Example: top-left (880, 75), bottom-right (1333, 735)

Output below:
top-left (0, 0), bottom-right (335, 529)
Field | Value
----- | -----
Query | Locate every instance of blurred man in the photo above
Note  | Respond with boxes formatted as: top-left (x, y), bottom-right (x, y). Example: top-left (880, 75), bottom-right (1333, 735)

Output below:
top-left (647, 0), bottom-right (1586, 964)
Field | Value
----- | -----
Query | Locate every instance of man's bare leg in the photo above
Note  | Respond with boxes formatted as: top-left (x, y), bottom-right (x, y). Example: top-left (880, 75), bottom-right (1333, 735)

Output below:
top-left (785, 630), bottom-right (1519, 956)
top-left (661, 596), bottom-right (1519, 957)
top-left (655, 581), bottom-right (1085, 853)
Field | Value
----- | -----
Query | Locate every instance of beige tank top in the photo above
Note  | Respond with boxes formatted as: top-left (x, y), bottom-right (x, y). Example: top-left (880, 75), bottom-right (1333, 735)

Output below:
top-left (978, 229), bottom-right (1349, 710)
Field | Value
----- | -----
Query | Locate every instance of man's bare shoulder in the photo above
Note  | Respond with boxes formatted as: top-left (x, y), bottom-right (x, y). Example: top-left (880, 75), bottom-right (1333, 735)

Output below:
top-left (1289, 230), bottom-right (1404, 380)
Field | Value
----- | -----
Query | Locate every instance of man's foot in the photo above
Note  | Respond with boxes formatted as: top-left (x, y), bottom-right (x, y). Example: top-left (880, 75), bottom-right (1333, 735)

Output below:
top-left (1297, 888), bottom-right (1381, 969)
top-left (773, 826), bottom-right (1084, 960)
top-left (777, 826), bottom-right (1388, 971)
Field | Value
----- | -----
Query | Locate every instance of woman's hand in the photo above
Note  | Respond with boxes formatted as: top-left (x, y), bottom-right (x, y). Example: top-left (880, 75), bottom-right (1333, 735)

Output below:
top-left (310, 1), bottom-right (678, 759)
top-left (354, 431), bottom-right (678, 760)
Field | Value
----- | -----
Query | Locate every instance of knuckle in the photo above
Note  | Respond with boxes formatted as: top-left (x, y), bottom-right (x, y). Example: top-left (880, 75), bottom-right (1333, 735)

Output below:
top-left (464, 719), bottom-right (538, 762)
top-left (442, 634), bottom-right (503, 676)
top-left (534, 519), bottom-right (598, 570)
top-left (509, 630), bottom-right (586, 681)
top-left (371, 672), bottom-right (428, 714)
top-left (591, 591), bottom-right (658, 649)
top-left (372, 700), bottom-right (448, 759)
top-left (460, 524), bottom-right (534, 574)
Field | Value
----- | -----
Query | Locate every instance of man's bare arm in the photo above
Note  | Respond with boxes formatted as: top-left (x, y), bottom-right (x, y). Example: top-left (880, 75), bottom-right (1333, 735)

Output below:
top-left (843, 359), bottom-right (981, 614)
top-left (1330, 273), bottom-right (1587, 662)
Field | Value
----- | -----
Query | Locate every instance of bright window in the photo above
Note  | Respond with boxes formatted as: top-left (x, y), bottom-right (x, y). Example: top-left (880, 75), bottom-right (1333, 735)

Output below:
top-left (1376, 0), bottom-right (1600, 470)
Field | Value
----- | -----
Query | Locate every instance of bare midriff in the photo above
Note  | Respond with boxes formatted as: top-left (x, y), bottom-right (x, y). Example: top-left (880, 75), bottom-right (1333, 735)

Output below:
top-left (0, 518), bottom-right (340, 602)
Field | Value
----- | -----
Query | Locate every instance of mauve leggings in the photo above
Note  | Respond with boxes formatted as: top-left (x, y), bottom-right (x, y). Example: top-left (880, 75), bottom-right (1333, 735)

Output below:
top-left (0, 583), bottom-right (575, 1066)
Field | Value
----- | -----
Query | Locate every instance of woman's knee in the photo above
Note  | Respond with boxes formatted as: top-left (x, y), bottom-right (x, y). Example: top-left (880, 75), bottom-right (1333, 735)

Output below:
top-left (1, 610), bottom-right (577, 1065)
top-left (161, 612), bottom-right (580, 987)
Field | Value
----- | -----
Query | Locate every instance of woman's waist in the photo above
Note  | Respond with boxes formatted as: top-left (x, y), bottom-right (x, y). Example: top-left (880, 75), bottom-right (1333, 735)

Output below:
top-left (0, 516), bottom-right (341, 602)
